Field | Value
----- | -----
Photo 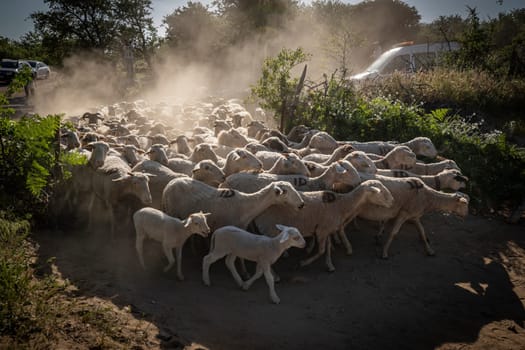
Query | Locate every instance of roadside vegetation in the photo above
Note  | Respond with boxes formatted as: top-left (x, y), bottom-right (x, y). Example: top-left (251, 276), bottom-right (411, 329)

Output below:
top-left (0, 0), bottom-right (524, 347)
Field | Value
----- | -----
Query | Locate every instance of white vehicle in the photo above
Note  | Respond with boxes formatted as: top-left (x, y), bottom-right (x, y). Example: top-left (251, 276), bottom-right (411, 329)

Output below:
top-left (350, 41), bottom-right (460, 81)
top-left (26, 60), bottom-right (51, 80)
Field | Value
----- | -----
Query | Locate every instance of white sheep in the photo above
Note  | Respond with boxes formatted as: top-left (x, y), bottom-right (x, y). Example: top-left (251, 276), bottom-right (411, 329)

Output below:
top-left (87, 155), bottom-right (154, 236)
top-left (217, 128), bottom-right (252, 148)
top-left (221, 160), bottom-right (361, 194)
top-left (301, 144), bottom-right (355, 165)
top-left (254, 180), bottom-right (393, 271)
top-left (162, 177), bottom-right (304, 232)
top-left (60, 130), bottom-right (81, 150)
top-left (134, 208), bottom-right (211, 280)
top-left (344, 151), bottom-right (378, 174)
top-left (202, 224), bottom-right (306, 304)
top-left (61, 141), bottom-right (111, 211)
top-left (191, 160), bottom-right (226, 187)
top-left (346, 136), bottom-right (437, 158)
top-left (307, 131), bottom-right (339, 154)
top-left (354, 175), bottom-right (469, 258)
top-left (376, 168), bottom-right (468, 191)
top-left (265, 153), bottom-right (310, 176)
top-left (247, 120), bottom-right (266, 138)
top-left (146, 144), bottom-right (169, 166)
top-left (406, 158), bottom-right (461, 175)
top-left (373, 145), bottom-right (417, 170)
top-left (131, 160), bottom-right (187, 209)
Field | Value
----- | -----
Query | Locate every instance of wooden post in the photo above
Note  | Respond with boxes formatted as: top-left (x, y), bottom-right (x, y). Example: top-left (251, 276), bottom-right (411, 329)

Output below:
top-left (280, 64), bottom-right (307, 133)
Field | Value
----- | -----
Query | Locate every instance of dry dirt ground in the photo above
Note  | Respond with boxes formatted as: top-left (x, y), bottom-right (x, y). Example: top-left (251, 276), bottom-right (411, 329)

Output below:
top-left (34, 212), bottom-right (525, 350)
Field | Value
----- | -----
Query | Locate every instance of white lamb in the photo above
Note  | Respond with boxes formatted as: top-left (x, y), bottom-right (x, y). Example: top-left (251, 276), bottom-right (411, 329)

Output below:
top-left (134, 208), bottom-right (211, 280)
top-left (202, 224), bottom-right (306, 304)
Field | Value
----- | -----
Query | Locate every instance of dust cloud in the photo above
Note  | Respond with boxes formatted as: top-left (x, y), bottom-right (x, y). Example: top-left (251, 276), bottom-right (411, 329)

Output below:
top-left (31, 3), bottom-right (405, 118)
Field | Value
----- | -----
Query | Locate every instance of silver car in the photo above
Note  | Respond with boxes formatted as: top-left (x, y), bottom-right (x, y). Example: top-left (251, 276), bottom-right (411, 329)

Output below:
top-left (26, 60), bottom-right (51, 79)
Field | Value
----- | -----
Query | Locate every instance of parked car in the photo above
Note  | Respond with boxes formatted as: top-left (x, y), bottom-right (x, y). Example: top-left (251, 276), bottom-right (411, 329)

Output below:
top-left (0, 59), bottom-right (34, 83)
top-left (350, 41), bottom-right (460, 81)
top-left (26, 60), bottom-right (51, 80)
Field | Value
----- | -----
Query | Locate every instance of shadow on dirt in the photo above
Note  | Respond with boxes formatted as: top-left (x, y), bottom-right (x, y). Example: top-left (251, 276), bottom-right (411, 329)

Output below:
top-left (34, 211), bottom-right (525, 349)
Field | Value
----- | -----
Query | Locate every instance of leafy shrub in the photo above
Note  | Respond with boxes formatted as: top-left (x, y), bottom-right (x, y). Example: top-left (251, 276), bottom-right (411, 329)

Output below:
top-left (358, 69), bottom-right (525, 130)
top-left (0, 211), bottom-right (60, 340)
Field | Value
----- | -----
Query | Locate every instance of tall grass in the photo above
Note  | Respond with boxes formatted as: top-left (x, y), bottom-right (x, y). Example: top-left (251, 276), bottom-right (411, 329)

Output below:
top-left (359, 69), bottom-right (525, 129)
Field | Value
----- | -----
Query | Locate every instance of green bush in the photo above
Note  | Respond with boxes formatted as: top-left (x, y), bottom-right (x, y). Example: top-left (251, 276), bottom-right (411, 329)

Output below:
top-left (358, 69), bottom-right (525, 130)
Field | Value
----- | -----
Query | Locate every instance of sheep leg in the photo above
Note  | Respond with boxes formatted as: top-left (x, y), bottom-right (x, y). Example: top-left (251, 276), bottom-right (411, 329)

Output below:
top-left (382, 215), bottom-right (408, 259)
top-left (306, 237), bottom-right (316, 255)
top-left (375, 220), bottom-right (386, 245)
top-left (242, 264), bottom-right (263, 290)
top-left (271, 267), bottom-right (281, 283)
top-left (413, 218), bottom-right (435, 256)
top-left (300, 235), bottom-right (327, 268)
top-left (238, 258), bottom-right (251, 280)
top-left (338, 225), bottom-right (353, 255)
top-left (175, 246), bottom-right (185, 280)
top-left (225, 254), bottom-right (244, 287)
top-left (332, 232), bottom-right (341, 245)
top-left (202, 252), bottom-right (224, 286)
top-left (135, 233), bottom-right (146, 269)
top-left (162, 243), bottom-right (175, 272)
top-left (263, 264), bottom-right (280, 304)
top-left (325, 235), bottom-right (336, 272)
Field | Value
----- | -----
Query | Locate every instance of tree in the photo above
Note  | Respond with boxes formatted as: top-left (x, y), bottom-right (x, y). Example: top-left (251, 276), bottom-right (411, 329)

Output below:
top-left (214, 0), bottom-right (299, 42)
top-left (30, 0), bottom-right (157, 66)
top-left (417, 15), bottom-right (467, 44)
top-left (349, 0), bottom-right (421, 48)
top-left (163, 2), bottom-right (228, 62)
top-left (251, 47), bottom-right (309, 131)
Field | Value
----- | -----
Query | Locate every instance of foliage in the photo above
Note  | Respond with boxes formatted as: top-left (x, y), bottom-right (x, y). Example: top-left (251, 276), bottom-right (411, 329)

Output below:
top-left (0, 211), bottom-right (62, 342)
top-left (30, 0), bottom-right (158, 66)
top-left (357, 69), bottom-right (525, 130)
top-left (0, 114), bottom-right (61, 214)
top-left (0, 68), bottom-right (67, 218)
top-left (214, 0), bottom-right (299, 39)
top-left (163, 2), bottom-right (229, 62)
top-left (250, 47), bottom-right (309, 129)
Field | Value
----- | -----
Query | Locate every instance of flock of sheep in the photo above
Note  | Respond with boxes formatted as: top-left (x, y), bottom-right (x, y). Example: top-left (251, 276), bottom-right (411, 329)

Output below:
top-left (58, 98), bottom-right (470, 304)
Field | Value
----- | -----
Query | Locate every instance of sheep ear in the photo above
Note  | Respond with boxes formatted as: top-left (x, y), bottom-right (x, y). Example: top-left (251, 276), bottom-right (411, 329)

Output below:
top-left (203, 212), bottom-right (212, 217)
top-left (230, 152), bottom-right (240, 161)
top-left (184, 218), bottom-right (192, 228)
top-left (335, 163), bottom-right (346, 174)
top-left (193, 163), bottom-right (201, 172)
top-left (459, 197), bottom-right (468, 204)
top-left (279, 230), bottom-right (290, 243)
top-left (368, 186), bottom-right (381, 194)
top-left (142, 172), bottom-right (156, 178)
top-left (274, 185), bottom-right (284, 196)
top-left (275, 224), bottom-right (287, 232)
top-left (112, 174), bottom-right (130, 182)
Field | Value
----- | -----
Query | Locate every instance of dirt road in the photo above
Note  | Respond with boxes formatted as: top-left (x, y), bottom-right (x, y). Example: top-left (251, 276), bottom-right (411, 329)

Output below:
top-left (35, 213), bottom-right (525, 349)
